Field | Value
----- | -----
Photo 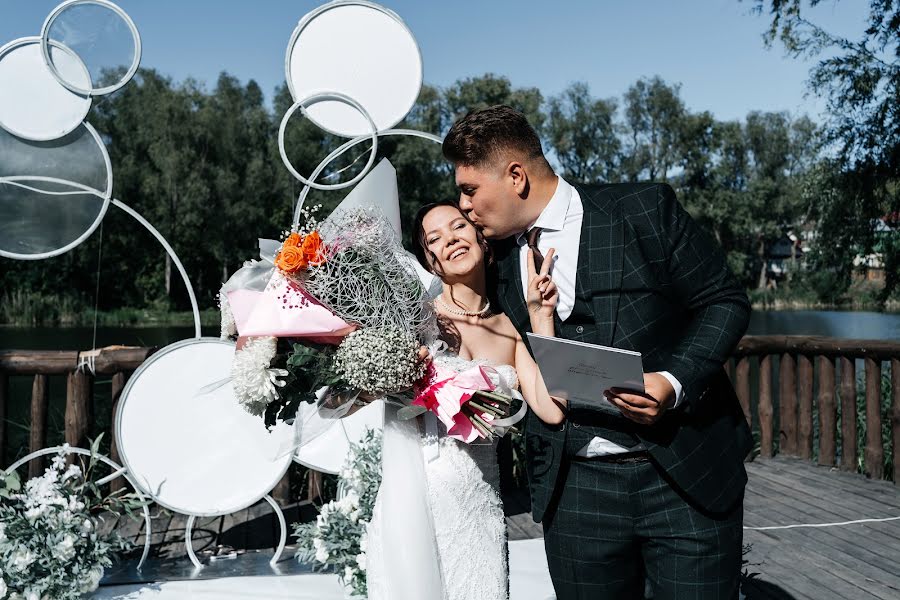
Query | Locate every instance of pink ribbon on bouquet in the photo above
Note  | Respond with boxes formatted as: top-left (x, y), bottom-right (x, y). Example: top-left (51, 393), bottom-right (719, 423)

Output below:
top-left (412, 363), bottom-right (499, 443)
top-left (227, 276), bottom-right (355, 344)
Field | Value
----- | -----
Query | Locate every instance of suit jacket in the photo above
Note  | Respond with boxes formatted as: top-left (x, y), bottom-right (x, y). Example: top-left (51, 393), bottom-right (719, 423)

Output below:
top-left (495, 182), bottom-right (753, 522)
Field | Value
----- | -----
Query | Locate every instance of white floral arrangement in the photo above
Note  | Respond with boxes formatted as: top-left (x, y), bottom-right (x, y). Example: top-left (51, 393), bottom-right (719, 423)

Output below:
top-left (294, 428), bottom-right (382, 598)
top-left (0, 439), bottom-right (139, 600)
top-left (332, 327), bottom-right (426, 397)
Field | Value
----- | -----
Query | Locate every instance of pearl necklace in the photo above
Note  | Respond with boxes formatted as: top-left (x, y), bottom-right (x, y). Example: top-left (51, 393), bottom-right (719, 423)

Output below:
top-left (435, 294), bottom-right (491, 318)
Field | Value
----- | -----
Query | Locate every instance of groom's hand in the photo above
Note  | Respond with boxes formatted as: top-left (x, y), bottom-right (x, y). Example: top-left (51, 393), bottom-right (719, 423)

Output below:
top-left (605, 373), bottom-right (676, 425)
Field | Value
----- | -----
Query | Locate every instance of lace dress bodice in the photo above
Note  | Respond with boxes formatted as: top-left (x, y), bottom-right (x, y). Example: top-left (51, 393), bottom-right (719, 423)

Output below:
top-left (366, 352), bottom-right (513, 600)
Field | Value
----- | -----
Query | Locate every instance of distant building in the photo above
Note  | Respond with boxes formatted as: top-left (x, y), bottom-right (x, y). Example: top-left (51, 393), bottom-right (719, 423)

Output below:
top-left (765, 232), bottom-right (803, 286)
top-left (852, 217), bottom-right (897, 282)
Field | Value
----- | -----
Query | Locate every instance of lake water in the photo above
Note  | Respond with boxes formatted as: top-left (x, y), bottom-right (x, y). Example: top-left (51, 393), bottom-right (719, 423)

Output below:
top-left (2, 310), bottom-right (898, 351)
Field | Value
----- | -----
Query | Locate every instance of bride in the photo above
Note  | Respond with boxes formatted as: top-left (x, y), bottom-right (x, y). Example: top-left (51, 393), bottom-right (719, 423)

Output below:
top-left (364, 199), bottom-right (566, 600)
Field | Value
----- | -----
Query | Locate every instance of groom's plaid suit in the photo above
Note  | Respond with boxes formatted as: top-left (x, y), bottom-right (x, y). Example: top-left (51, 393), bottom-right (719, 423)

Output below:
top-left (495, 182), bottom-right (752, 599)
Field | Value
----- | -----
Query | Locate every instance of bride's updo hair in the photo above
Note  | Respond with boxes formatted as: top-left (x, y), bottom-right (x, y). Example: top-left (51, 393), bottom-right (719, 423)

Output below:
top-left (412, 199), bottom-right (493, 277)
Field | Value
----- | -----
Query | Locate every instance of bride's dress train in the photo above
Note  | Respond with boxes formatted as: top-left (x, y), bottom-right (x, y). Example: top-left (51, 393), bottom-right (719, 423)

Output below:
top-left (365, 354), bottom-right (516, 600)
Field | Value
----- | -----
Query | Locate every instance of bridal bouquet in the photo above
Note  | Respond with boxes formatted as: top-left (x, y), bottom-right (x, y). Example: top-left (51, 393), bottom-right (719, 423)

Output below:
top-left (294, 428), bottom-right (382, 598)
top-left (0, 439), bottom-right (138, 600)
top-left (404, 358), bottom-right (522, 443)
top-left (220, 206), bottom-right (437, 428)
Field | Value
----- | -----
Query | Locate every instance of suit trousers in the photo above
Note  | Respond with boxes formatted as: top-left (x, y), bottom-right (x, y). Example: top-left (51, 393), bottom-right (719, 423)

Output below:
top-left (542, 457), bottom-right (743, 600)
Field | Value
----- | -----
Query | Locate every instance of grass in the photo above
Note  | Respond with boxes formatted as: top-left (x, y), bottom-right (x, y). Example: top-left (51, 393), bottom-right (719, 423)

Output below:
top-left (749, 279), bottom-right (900, 312)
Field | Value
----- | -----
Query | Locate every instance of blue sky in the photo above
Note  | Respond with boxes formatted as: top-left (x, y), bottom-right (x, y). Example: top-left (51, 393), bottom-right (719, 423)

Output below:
top-left (1, 0), bottom-right (868, 123)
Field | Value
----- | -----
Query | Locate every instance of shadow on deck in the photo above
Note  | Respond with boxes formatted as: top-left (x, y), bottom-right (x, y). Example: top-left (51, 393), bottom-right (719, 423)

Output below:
top-left (101, 457), bottom-right (899, 599)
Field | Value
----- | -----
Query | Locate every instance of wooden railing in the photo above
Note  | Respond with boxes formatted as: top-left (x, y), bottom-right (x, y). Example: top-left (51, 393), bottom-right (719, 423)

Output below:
top-left (0, 345), bottom-right (307, 502)
top-left (2, 336), bottom-right (898, 490)
top-left (730, 336), bottom-right (899, 482)
top-left (0, 347), bottom-right (154, 490)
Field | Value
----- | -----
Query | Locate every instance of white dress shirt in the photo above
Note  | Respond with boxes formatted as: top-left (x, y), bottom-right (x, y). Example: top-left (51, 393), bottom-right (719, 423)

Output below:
top-left (517, 176), bottom-right (683, 456)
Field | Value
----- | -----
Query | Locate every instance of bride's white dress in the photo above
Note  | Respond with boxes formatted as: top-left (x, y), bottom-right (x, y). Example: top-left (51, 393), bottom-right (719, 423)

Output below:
top-left (365, 353), bottom-right (516, 600)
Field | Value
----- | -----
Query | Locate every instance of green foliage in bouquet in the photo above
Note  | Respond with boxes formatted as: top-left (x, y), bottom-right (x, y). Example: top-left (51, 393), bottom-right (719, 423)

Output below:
top-left (262, 342), bottom-right (354, 430)
top-left (294, 428), bottom-right (382, 598)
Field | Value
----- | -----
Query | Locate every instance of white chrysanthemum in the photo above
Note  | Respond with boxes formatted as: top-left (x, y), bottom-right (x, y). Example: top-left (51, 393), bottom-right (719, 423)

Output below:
top-left (343, 566), bottom-right (356, 583)
top-left (313, 537), bottom-right (329, 563)
top-left (0, 577), bottom-right (6, 598)
top-left (231, 336), bottom-right (288, 416)
top-left (10, 549), bottom-right (35, 572)
top-left (53, 534), bottom-right (77, 562)
top-left (356, 551), bottom-right (367, 570)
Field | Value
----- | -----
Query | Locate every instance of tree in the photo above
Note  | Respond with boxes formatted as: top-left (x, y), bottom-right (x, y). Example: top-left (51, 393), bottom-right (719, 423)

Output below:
top-left (621, 76), bottom-right (687, 182)
top-left (545, 82), bottom-right (620, 183)
top-left (747, 0), bottom-right (900, 302)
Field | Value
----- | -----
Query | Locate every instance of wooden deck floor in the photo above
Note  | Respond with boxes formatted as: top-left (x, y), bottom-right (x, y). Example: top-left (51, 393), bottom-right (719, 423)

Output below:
top-left (742, 457), bottom-right (900, 600)
top-left (104, 458), bottom-right (900, 599)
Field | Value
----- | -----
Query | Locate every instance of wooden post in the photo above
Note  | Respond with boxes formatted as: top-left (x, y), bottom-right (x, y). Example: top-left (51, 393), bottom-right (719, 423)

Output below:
top-left (307, 470), bottom-right (323, 503)
top-left (0, 372), bottom-right (7, 467)
top-left (780, 353), bottom-right (798, 456)
top-left (759, 355), bottom-right (774, 458)
top-left (273, 472), bottom-right (291, 505)
top-left (29, 375), bottom-right (50, 479)
top-left (892, 358), bottom-right (899, 485)
top-left (817, 356), bottom-right (837, 467)
top-left (798, 354), bottom-right (814, 460)
top-left (735, 357), bottom-right (751, 425)
top-left (864, 357), bottom-right (883, 479)
top-left (65, 370), bottom-right (94, 453)
top-left (109, 372), bottom-right (127, 493)
top-left (840, 356), bottom-right (857, 472)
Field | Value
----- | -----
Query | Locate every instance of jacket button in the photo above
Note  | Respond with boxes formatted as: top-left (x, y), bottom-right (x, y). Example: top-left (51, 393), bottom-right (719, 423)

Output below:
top-left (575, 325), bottom-right (584, 334)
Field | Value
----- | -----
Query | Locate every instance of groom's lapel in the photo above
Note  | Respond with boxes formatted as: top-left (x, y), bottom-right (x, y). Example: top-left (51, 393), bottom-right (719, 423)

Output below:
top-left (575, 184), bottom-right (624, 347)
top-left (506, 243), bottom-right (530, 333)
top-left (496, 239), bottom-right (530, 334)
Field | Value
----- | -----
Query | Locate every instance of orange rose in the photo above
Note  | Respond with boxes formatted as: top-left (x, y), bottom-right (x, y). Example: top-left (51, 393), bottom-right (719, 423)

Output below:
top-left (300, 231), bottom-right (326, 266)
top-left (275, 244), bottom-right (308, 273)
top-left (284, 232), bottom-right (302, 248)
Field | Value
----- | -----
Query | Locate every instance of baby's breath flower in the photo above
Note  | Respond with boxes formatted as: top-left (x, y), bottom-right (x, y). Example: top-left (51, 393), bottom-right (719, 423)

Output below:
top-left (333, 328), bottom-right (424, 396)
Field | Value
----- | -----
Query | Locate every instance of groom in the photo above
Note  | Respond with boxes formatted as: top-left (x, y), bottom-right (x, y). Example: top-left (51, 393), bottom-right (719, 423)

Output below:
top-left (443, 105), bottom-right (752, 599)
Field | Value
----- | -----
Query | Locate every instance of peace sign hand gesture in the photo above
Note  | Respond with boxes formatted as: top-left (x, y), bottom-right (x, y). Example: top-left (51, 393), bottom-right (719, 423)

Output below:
top-left (526, 247), bottom-right (558, 332)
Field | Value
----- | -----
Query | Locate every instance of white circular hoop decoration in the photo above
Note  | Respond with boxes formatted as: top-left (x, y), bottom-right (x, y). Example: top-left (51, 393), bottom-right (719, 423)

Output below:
top-left (278, 92), bottom-right (379, 191)
top-left (285, 0), bottom-right (423, 137)
top-left (0, 122), bottom-right (112, 260)
top-left (40, 0), bottom-right (142, 97)
top-left (114, 338), bottom-right (296, 517)
top-left (294, 401), bottom-right (384, 475)
top-left (292, 128), bottom-right (443, 228)
top-left (0, 37), bottom-right (91, 141)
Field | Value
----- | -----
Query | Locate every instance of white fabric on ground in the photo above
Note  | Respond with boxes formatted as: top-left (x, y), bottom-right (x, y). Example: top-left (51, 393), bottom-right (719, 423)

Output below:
top-left (90, 538), bottom-right (556, 600)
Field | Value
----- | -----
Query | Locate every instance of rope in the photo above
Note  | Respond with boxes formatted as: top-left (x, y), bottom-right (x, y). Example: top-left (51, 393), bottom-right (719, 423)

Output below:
top-left (92, 220), bottom-right (104, 352)
top-left (745, 515), bottom-right (900, 531)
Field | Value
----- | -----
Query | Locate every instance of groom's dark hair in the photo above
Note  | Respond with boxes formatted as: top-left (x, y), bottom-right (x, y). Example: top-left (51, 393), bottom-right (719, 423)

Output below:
top-left (443, 105), bottom-right (551, 173)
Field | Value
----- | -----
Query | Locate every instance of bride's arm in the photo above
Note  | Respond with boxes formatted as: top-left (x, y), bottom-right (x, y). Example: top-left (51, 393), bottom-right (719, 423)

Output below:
top-left (512, 246), bottom-right (566, 424)
top-left (514, 334), bottom-right (567, 425)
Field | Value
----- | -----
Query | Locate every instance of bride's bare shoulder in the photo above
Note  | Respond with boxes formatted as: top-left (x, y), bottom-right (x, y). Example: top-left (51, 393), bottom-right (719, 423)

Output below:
top-left (489, 311), bottom-right (523, 342)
